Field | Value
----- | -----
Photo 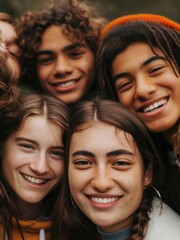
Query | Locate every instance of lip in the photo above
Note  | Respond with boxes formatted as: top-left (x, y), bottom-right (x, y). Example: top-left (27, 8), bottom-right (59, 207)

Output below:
top-left (135, 97), bottom-right (168, 120)
top-left (135, 97), bottom-right (168, 118)
top-left (86, 194), bottom-right (123, 209)
top-left (136, 96), bottom-right (168, 112)
top-left (50, 78), bottom-right (81, 92)
top-left (21, 173), bottom-right (50, 187)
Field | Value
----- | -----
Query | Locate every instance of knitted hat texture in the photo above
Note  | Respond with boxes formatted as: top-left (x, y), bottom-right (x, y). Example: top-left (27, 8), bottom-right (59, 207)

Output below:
top-left (102, 13), bottom-right (180, 38)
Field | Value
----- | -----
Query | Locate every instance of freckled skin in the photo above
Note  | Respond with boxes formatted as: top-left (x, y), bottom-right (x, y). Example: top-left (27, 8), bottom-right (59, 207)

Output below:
top-left (69, 122), bottom-right (151, 232)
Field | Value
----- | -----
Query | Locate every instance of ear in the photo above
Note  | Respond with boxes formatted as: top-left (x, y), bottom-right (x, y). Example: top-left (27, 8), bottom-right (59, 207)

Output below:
top-left (143, 164), bottom-right (153, 187)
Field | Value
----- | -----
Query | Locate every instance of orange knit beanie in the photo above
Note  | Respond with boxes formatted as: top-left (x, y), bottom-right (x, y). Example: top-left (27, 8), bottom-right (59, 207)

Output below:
top-left (102, 13), bottom-right (180, 38)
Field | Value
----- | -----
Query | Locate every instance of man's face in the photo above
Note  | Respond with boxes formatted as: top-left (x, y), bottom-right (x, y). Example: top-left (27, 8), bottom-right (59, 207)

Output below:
top-left (36, 25), bottom-right (95, 104)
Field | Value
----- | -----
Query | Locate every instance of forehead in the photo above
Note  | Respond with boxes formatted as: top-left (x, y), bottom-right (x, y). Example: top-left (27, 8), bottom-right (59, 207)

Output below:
top-left (39, 25), bottom-right (88, 49)
top-left (0, 21), bottom-right (17, 40)
top-left (42, 25), bottom-right (71, 41)
top-left (71, 122), bottom-right (139, 154)
top-left (112, 42), bottom-right (164, 69)
top-left (16, 115), bottom-right (63, 139)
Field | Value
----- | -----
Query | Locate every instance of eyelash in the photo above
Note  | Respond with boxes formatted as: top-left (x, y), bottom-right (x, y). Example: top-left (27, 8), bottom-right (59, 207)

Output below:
top-left (113, 160), bottom-right (129, 166)
top-left (19, 143), bottom-right (34, 150)
top-left (75, 159), bottom-right (91, 165)
top-left (149, 66), bottom-right (164, 74)
top-left (49, 151), bottom-right (64, 160)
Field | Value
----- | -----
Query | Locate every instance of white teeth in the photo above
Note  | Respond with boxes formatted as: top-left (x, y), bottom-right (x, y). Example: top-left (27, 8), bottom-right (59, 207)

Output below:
top-left (23, 174), bottom-right (47, 184)
top-left (90, 197), bottom-right (118, 204)
top-left (143, 99), bottom-right (167, 113)
top-left (59, 80), bottom-right (75, 88)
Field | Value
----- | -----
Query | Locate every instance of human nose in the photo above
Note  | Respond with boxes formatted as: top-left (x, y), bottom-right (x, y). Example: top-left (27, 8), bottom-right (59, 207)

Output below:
top-left (135, 75), bottom-right (156, 99)
top-left (91, 165), bottom-right (113, 192)
top-left (29, 153), bottom-right (50, 175)
top-left (53, 55), bottom-right (73, 76)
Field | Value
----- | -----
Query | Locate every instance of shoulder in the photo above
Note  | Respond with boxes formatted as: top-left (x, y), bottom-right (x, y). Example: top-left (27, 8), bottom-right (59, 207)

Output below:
top-left (145, 198), bottom-right (180, 240)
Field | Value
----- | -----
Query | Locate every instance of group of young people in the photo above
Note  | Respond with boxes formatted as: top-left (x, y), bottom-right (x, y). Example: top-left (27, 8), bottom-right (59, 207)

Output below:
top-left (0, 0), bottom-right (179, 239)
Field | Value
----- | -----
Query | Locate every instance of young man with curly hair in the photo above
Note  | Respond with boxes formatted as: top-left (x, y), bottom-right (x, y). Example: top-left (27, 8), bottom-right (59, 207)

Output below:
top-left (17, 0), bottom-right (106, 105)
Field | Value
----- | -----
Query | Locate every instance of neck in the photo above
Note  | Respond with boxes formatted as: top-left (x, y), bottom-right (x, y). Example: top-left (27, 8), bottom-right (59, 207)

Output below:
top-left (18, 199), bottom-right (45, 220)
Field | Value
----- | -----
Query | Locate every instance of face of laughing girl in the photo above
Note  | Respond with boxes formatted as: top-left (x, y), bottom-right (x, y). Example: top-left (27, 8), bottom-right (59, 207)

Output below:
top-left (68, 121), bottom-right (152, 232)
top-left (1, 115), bottom-right (64, 219)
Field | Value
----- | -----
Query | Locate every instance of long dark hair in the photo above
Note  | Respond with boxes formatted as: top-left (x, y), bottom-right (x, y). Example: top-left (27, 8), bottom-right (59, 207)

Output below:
top-left (97, 20), bottom-right (180, 100)
top-left (52, 97), bottom-right (164, 240)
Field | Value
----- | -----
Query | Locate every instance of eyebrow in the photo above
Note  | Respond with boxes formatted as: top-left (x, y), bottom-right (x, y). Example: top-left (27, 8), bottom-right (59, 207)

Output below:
top-left (72, 149), bottom-right (134, 158)
top-left (106, 149), bottom-right (134, 158)
top-left (112, 72), bottom-right (130, 83)
top-left (112, 55), bottom-right (166, 83)
top-left (72, 150), bottom-right (95, 158)
top-left (141, 55), bottom-right (166, 68)
top-left (16, 137), bottom-right (64, 149)
top-left (36, 43), bottom-right (85, 57)
top-left (63, 43), bottom-right (85, 51)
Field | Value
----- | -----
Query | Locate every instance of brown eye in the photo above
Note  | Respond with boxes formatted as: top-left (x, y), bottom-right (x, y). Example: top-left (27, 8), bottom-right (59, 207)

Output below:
top-left (75, 160), bottom-right (91, 165)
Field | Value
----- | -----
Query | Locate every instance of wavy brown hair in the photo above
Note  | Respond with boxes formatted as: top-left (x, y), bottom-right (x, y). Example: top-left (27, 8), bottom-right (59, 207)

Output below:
top-left (52, 97), bottom-right (164, 240)
top-left (0, 52), bottom-right (21, 137)
top-left (97, 20), bottom-right (180, 100)
top-left (0, 94), bottom-right (70, 240)
top-left (17, 0), bottom-right (106, 93)
top-left (0, 12), bottom-right (17, 25)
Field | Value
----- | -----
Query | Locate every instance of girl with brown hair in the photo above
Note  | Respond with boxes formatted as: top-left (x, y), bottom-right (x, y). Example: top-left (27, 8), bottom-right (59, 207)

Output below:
top-left (0, 94), bottom-right (69, 239)
top-left (52, 97), bottom-right (179, 240)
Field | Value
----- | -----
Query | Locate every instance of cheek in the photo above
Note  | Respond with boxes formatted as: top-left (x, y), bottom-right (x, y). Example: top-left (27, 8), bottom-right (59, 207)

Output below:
top-left (68, 167), bottom-right (77, 189)
top-left (82, 54), bottom-right (95, 74)
top-left (68, 167), bottom-right (83, 196)
top-left (121, 171), bottom-right (144, 193)
top-left (117, 93), bottom-right (133, 107)
top-left (37, 66), bottom-right (50, 80)
top-left (1, 155), bottom-right (14, 179)
top-left (131, 176), bottom-right (145, 200)
top-left (53, 161), bottom-right (64, 180)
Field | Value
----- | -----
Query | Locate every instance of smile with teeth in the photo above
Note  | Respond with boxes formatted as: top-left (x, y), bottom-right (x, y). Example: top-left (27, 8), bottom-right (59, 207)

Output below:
top-left (22, 174), bottom-right (48, 184)
top-left (143, 98), bottom-right (167, 113)
top-left (59, 80), bottom-right (76, 88)
top-left (90, 196), bottom-right (119, 204)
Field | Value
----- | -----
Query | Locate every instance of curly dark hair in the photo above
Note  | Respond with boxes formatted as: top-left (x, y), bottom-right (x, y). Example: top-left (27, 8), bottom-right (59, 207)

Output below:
top-left (17, 0), bottom-right (106, 92)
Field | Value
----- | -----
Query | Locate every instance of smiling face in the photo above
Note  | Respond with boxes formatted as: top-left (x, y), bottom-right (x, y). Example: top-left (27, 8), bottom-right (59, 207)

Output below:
top-left (69, 122), bottom-right (151, 232)
top-left (112, 42), bottom-right (180, 136)
top-left (0, 21), bottom-right (21, 80)
top-left (36, 25), bottom-right (95, 105)
top-left (1, 115), bottom-right (64, 212)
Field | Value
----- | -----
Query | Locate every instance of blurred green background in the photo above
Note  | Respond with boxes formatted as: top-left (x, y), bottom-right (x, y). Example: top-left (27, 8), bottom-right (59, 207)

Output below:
top-left (0, 0), bottom-right (179, 22)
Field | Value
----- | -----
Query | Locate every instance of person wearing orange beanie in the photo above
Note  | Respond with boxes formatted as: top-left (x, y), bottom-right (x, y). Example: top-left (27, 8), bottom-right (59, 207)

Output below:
top-left (97, 14), bottom-right (180, 215)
